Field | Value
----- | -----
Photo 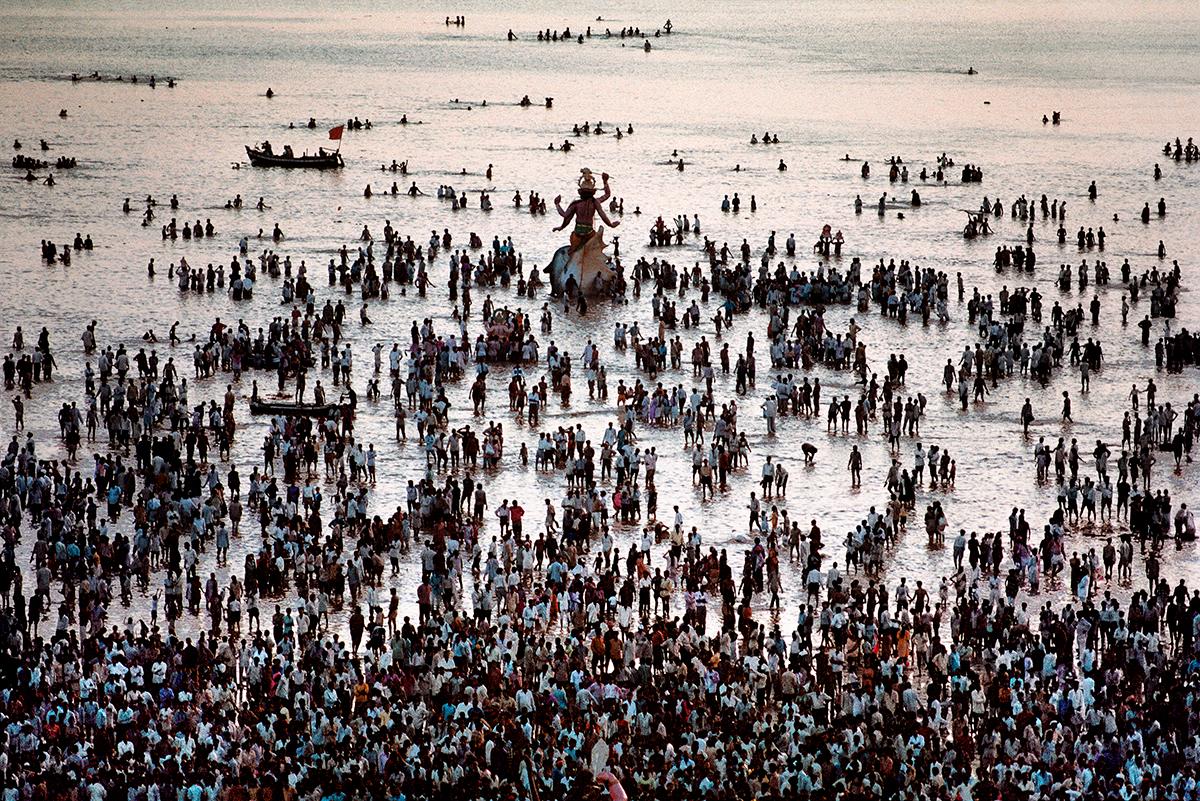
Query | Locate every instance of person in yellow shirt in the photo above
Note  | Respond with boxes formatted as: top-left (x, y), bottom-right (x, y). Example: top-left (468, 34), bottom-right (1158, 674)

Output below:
top-left (896, 627), bottom-right (912, 665)
top-left (353, 680), bottom-right (370, 714)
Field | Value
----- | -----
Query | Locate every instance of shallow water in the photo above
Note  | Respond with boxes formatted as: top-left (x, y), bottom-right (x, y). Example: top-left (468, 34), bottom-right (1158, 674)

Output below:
top-left (3, 0), bottom-right (1200, 632)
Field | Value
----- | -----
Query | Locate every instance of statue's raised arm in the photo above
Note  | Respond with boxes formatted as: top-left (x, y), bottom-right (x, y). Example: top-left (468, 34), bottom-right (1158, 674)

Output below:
top-left (552, 195), bottom-right (574, 231)
top-left (596, 172), bottom-right (612, 204)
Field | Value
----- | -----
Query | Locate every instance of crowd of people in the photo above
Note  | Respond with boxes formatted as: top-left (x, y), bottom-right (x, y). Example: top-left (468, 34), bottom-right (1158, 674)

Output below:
top-left (8, 68), bottom-right (1200, 801)
top-left (3, 394), bottom-right (1200, 800)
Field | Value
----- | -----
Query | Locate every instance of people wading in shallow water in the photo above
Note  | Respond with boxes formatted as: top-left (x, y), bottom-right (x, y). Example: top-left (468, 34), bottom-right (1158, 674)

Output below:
top-left (3, 25), bottom-right (1200, 796)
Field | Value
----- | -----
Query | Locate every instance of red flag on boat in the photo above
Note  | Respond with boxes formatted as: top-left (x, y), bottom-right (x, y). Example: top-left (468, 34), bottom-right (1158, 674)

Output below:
top-left (328, 125), bottom-right (344, 141)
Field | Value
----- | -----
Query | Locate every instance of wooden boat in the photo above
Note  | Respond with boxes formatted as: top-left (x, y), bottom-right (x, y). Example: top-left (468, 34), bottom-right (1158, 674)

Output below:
top-left (245, 146), bottom-right (343, 169)
top-left (249, 398), bottom-right (340, 417)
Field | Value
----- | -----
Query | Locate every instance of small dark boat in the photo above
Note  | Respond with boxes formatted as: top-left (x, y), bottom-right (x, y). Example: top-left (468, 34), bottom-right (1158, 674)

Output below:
top-left (249, 399), bottom-right (340, 417)
top-left (245, 146), bottom-right (343, 169)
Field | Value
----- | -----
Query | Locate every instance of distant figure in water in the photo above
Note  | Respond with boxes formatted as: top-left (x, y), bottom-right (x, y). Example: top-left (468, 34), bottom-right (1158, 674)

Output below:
top-left (967, 67), bottom-right (976, 75)
top-left (265, 88), bottom-right (274, 98)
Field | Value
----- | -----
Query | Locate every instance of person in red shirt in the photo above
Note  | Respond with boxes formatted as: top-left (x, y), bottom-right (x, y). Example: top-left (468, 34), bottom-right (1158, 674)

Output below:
top-left (510, 499), bottom-right (525, 538)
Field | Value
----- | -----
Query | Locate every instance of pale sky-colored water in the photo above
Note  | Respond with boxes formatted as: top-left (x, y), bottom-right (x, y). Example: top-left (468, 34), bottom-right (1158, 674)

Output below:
top-left (2, 0), bottom-right (1200, 629)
